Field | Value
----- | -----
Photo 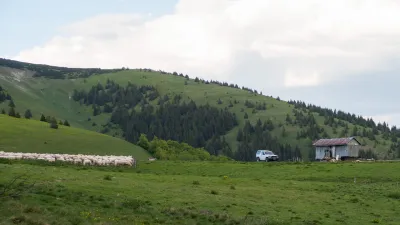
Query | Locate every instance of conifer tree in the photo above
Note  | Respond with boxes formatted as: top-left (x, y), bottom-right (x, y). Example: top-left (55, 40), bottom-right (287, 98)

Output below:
top-left (8, 99), bottom-right (15, 108)
top-left (24, 109), bottom-right (32, 119)
top-left (63, 120), bottom-right (70, 126)
top-left (8, 107), bottom-right (16, 117)
top-left (40, 114), bottom-right (46, 122)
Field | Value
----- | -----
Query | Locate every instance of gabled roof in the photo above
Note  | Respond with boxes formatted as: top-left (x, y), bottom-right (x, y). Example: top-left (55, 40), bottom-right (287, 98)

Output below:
top-left (312, 137), bottom-right (360, 147)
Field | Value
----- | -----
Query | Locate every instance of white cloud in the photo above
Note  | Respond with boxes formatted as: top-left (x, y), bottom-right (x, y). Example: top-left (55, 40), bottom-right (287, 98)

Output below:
top-left (284, 70), bottom-right (320, 87)
top-left (12, 0), bottom-right (400, 89)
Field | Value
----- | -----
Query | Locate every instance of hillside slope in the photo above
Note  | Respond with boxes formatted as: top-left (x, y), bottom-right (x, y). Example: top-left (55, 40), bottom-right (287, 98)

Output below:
top-left (0, 114), bottom-right (150, 160)
top-left (1, 58), bottom-right (399, 160)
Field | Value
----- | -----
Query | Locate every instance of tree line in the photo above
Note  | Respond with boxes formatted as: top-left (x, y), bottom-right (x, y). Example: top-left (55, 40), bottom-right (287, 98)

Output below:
top-left (288, 100), bottom-right (400, 140)
top-left (235, 119), bottom-right (302, 161)
top-left (0, 86), bottom-right (70, 129)
top-left (145, 68), bottom-right (279, 99)
top-left (137, 134), bottom-right (231, 161)
top-left (1, 105), bottom-right (70, 129)
top-left (108, 99), bottom-right (238, 149)
top-left (0, 58), bottom-right (125, 79)
top-left (72, 79), bottom-right (159, 116)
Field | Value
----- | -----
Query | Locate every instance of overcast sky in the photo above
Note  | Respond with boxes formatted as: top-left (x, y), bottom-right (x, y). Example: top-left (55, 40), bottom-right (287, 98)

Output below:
top-left (1, 0), bottom-right (399, 127)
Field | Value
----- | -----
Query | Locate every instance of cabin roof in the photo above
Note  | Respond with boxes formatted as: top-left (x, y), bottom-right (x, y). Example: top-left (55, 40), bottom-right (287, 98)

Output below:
top-left (312, 137), bottom-right (360, 147)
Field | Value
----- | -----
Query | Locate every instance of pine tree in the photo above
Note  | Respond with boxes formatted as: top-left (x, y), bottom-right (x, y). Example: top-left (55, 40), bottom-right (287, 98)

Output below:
top-left (8, 99), bottom-right (15, 108)
top-left (236, 128), bottom-right (243, 142)
top-left (24, 109), bottom-right (33, 119)
top-left (1, 109), bottom-right (5, 114)
top-left (49, 117), bottom-right (58, 129)
top-left (8, 107), bottom-right (16, 117)
top-left (15, 112), bottom-right (21, 118)
top-left (40, 114), bottom-right (46, 122)
top-left (244, 112), bottom-right (249, 119)
top-left (63, 120), bottom-right (70, 126)
top-left (92, 104), bottom-right (101, 116)
top-left (281, 126), bottom-right (287, 137)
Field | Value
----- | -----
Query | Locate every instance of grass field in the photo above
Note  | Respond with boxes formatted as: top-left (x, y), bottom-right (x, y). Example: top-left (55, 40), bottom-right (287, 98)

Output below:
top-left (1, 160), bottom-right (400, 225)
top-left (0, 66), bottom-right (392, 158)
top-left (0, 114), bottom-right (150, 160)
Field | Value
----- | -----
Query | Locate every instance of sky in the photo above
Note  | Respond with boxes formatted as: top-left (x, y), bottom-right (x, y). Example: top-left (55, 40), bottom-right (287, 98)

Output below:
top-left (1, 0), bottom-right (400, 127)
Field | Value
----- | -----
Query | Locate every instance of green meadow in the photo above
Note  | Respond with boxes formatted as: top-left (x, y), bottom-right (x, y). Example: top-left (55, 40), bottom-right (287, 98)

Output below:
top-left (0, 115), bottom-right (150, 160)
top-left (1, 160), bottom-right (400, 225)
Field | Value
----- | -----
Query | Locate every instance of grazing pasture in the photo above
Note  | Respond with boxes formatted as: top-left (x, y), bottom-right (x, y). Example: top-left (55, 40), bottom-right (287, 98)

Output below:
top-left (1, 160), bottom-right (400, 225)
top-left (0, 114), bottom-right (150, 160)
top-left (0, 152), bottom-right (136, 167)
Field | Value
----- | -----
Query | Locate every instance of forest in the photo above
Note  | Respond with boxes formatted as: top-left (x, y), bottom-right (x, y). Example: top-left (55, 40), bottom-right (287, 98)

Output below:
top-left (72, 79), bottom-right (307, 161)
top-left (0, 58), bottom-right (124, 79)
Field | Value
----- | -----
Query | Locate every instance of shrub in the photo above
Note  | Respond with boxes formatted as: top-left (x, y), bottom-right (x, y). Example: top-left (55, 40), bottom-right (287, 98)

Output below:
top-left (11, 215), bottom-right (26, 224)
top-left (63, 120), bottom-right (70, 126)
top-left (387, 192), bottom-right (400, 199)
top-left (103, 175), bottom-right (112, 181)
top-left (24, 109), bottom-right (32, 119)
top-left (50, 121), bottom-right (58, 129)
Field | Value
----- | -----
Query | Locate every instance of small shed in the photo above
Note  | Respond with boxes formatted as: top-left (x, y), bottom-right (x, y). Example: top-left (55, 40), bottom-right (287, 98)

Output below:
top-left (313, 137), bottom-right (361, 160)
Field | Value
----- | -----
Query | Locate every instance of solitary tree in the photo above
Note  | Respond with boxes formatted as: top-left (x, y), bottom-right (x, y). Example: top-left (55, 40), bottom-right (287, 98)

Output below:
top-left (1, 109), bottom-right (5, 114)
top-left (49, 118), bottom-right (58, 129)
top-left (40, 114), bottom-right (46, 122)
top-left (63, 120), bottom-right (70, 127)
top-left (24, 109), bottom-right (32, 119)
top-left (8, 107), bottom-right (16, 117)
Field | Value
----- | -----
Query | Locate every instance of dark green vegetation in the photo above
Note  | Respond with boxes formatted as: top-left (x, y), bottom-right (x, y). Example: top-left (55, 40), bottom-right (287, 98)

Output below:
top-left (0, 114), bottom-right (150, 160)
top-left (1, 58), bottom-right (400, 160)
top-left (0, 58), bottom-right (124, 79)
top-left (72, 80), bottom-right (238, 157)
top-left (0, 85), bottom-right (12, 103)
top-left (1, 160), bottom-right (400, 224)
top-left (137, 134), bottom-right (231, 161)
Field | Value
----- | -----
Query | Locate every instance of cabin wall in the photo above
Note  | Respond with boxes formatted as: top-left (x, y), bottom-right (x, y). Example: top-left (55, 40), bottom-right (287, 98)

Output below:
top-left (315, 145), bottom-right (354, 159)
top-left (335, 146), bottom-right (348, 157)
top-left (347, 145), bottom-right (360, 157)
top-left (315, 146), bottom-right (330, 160)
top-left (347, 139), bottom-right (361, 157)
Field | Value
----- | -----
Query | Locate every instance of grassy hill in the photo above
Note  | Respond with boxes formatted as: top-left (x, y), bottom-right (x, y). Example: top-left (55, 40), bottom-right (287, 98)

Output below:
top-left (1, 160), bottom-right (400, 224)
top-left (0, 58), bottom-right (399, 160)
top-left (0, 114), bottom-right (150, 160)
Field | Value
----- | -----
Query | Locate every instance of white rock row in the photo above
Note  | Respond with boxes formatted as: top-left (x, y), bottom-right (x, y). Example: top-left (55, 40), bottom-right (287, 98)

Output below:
top-left (0, 151), bottom-right (136, 167)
